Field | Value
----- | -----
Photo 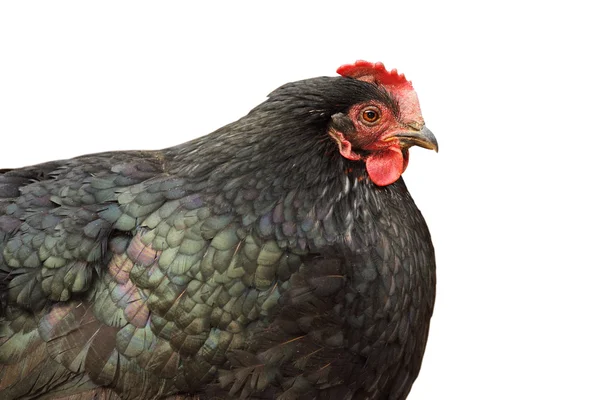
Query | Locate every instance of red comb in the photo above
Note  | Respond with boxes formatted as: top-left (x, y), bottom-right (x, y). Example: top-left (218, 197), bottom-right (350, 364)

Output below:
top-left (336, 60), bottom-right (412, 88)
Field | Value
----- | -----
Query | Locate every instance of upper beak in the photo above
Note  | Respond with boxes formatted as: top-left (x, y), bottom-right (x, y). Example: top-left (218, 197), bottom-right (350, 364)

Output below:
top-left (397, 126), bottom-right (439, 152)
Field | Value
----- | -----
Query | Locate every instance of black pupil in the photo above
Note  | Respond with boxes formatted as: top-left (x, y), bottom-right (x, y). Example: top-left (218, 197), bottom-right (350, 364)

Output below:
top-left (365, 110), bottom-right (376, 120)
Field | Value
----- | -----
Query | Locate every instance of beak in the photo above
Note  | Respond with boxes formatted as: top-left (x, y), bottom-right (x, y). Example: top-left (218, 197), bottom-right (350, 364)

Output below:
top-left (397, 126), bottom-right (438, 152)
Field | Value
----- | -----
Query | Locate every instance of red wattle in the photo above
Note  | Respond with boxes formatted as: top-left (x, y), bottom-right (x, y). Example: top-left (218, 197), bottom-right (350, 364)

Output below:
top-left (365, 148), bottom-right (407, 186)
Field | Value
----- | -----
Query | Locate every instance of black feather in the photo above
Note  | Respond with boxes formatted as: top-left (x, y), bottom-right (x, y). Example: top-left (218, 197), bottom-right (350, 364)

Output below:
top-left (0, 74), bottom-right (435, 399)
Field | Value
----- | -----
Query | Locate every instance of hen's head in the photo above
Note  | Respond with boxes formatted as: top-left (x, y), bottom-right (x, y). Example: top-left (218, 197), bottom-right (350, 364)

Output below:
top-left (329, 61), bottom-right (437, 186)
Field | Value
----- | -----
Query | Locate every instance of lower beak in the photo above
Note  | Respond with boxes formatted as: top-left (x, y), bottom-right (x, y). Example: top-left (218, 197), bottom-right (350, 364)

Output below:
top-left (397, 126), bottom-right (439, 152)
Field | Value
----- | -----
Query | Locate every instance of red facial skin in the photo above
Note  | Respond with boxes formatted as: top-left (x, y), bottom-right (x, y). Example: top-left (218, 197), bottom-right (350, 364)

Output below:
top-left (332, 61), bottom-right (426, 186)
top-left (329, 98), bottom-right (424, 187)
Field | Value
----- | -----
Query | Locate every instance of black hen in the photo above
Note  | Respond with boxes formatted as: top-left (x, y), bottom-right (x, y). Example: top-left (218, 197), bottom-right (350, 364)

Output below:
top-left (0, 61), bottom-right (437, 399)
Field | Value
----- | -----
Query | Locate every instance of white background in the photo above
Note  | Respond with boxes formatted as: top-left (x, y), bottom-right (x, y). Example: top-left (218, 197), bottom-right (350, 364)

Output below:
top-left (1, 1), bottom-right (598, 399)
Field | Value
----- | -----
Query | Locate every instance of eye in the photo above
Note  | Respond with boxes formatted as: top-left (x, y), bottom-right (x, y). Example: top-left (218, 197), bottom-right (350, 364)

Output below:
top-left (361, 107), bottom-right (381, 124)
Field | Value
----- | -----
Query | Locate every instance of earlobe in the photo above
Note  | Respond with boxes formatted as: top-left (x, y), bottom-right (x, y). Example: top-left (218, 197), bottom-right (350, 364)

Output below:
top-left (329, 113), bottom-right (361, 161)
top-left (329, 128), bottom-right (361, 161)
